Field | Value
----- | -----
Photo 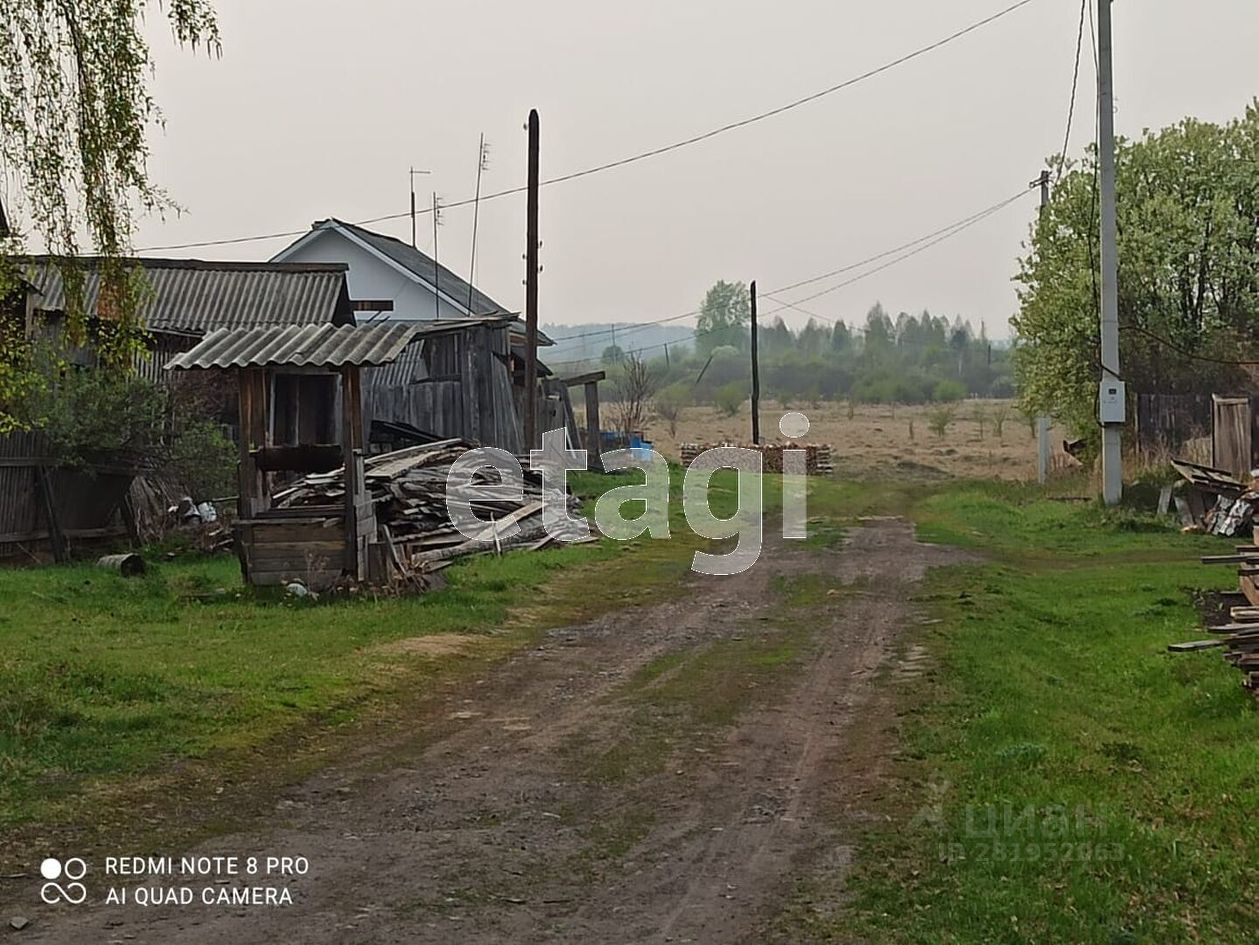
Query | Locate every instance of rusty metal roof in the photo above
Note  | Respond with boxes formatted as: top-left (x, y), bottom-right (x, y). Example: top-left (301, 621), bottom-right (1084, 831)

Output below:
top-left (165, 322), bottom-right (421, 370)
top-left (23, 257), bottom-right (354, 332)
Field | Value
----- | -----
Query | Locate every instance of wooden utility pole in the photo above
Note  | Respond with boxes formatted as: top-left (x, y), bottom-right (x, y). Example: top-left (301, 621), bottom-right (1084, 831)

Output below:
top-left (408, 167), bottom-right (430, 248)
top-left (1034, 169), bottom-right (1050, 215)
top-left (468, 133), bottom-right (488, 314)
top-left (1098, 0), bottom-right (1123, 505)
top-left (750, 281), bottom-right (761, 445)
top-left (431, 192), bottom-right (441, 319)
top-left (523, 109), bottom-right (541, 451)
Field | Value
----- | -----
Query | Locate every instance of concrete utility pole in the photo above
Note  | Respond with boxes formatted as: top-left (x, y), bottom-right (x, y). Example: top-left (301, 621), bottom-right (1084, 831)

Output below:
top-left (1097, 0), bottom-right (1124, 505)
top-left (1032, 168), bottom-right (1052, 487)
top-left (523, 109), bottom-right (541, 451)
top-left (749, 281), bottom-right (761, 445)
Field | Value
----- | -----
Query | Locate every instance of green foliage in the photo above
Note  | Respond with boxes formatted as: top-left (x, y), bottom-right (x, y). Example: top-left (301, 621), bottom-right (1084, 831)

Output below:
top-left (166, 420), bottom-right (236, 500)
top-left (0, 0), bottom-right (220, 428)
top-left (600, 344), bottom-right (626, 366)
top-left (926, 404), bottom-right (957, 438)
top-left (1013, 102), bottom-right (1259, 442)
top-left (714, 381), bottom-right (745, 417)
top-left (19, 368), bottom-right (165, 468)
top-left (932, 378), bottom-right (966, 403)
top-left (695, 280), bottom-right (750, 354)
top-left (653, 382), bottom-right (688, 436)
top-left (991, 402), bottom-right (1011, 440)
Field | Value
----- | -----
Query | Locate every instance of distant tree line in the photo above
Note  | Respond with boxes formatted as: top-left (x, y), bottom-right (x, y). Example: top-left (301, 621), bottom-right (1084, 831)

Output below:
top-left (597, 281), bottom-right (1012, 418)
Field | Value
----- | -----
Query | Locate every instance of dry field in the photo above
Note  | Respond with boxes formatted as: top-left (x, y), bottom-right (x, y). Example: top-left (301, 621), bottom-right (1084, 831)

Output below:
top-left (635, 398), bottom-right (1069, 481)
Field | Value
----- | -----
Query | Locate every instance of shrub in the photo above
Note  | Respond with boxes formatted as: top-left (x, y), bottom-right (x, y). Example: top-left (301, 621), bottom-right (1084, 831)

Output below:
top-left (714, 382), bottom-right (745, 417)
top-left (927, 404), bottom-right (958, 438)
top-left (20, 368), bottom-right (165, 468)
top-left (654, 383), bottom-right (689, 437)
top-left (167, 420), bottom-right (236, 500)
top-left (992, 403), bottom-right (1011, 440)
top-left (932, 379), bottom-right (966, 403)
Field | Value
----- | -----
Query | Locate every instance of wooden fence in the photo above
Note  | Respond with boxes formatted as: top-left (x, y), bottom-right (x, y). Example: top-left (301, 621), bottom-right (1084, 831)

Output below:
top-left (0, 430), bottom-right (138, 562)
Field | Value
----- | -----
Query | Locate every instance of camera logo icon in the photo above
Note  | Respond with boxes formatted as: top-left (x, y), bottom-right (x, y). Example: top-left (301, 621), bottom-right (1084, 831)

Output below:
top-left (39, 857), bottom-right (88, 905)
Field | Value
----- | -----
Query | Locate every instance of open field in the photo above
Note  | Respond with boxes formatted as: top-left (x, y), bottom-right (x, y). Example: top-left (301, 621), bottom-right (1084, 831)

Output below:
top-left (639, 398), bottom-right (1068, 481)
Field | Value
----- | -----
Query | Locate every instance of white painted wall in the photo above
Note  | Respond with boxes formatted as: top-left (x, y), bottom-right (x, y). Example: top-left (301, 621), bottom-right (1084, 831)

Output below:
top-left (274, 228), bottom-right (467, 321)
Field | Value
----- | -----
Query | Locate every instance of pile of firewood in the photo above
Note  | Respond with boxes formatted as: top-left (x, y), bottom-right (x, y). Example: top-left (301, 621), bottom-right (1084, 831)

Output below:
top-left (273, 438), bottom-right (589, 575)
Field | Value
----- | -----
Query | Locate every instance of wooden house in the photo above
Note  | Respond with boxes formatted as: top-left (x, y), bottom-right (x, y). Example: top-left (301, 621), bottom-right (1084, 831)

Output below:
top-left (0, 257), bottom-right (357, 562)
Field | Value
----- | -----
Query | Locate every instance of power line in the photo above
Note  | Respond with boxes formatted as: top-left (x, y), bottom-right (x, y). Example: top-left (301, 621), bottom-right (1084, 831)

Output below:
top-left (1121, 324), bottom-right (1259, 367)
top-left (1055, 0), bottom-right (1088, 184)
top-left (549, 183), bottom-right (1035, 360)
top-left (136, 0), bottom-right (1043, 254)
top-left (766, 187), bottom-right (1034, 310)
top-left (770, 188), bottom-right (1033, 298)
top-left (547, 185), bottom-right (1036, 351)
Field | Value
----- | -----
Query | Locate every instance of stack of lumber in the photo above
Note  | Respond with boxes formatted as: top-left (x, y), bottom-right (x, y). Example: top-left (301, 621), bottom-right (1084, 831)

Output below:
top-left (679, 442), bottom-right (833, 475)
top-left (272, 438), bottom-right (586, 578)
top-left (1174, 539), bottom-right (1259, 696)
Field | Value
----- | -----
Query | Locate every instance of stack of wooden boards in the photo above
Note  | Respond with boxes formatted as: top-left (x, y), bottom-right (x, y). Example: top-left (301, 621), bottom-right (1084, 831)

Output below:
top-left (1172, 539), bottom-right (1259, 697)
top-left (679, 442), bottom-right (833, 475)
top-left (272, 438), bottom-right (587, 580)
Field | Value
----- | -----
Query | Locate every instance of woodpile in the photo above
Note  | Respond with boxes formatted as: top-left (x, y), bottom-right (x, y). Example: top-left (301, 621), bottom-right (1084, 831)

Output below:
top-left (271, 438), bottom-right (587, 583)
top-left (1174, 530), bottom-right (1259, 697)
top-left (679, 442), bottom-right (833, 475)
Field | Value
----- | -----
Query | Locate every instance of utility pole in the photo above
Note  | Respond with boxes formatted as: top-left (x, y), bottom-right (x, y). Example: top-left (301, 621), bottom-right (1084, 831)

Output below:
top-left (523, 109), bottom-right (541, 452)
top-left (432, 192), bottom-right (442, 319)
top-left (1034, 169), bottom-right (1050, 215)
top-left (1097, 0), bottom-right (1123, 505)
top-left (1032, 167), bottom-right (1052, 486)
top-left (749, 281), bottom-right (761, 445)
top-left (408, 167), bottom-right (431, 248)
top-left (468, 134), bottom-right (488, 314)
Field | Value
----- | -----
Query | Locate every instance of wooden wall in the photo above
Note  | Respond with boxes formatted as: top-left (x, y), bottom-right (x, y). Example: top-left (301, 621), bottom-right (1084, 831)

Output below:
top-left (361, 325), bottom-right (524, 453)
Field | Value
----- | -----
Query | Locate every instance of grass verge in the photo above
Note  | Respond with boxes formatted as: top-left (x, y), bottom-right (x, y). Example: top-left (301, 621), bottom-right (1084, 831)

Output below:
top-left (796, 479), bottom-right (1257, 944)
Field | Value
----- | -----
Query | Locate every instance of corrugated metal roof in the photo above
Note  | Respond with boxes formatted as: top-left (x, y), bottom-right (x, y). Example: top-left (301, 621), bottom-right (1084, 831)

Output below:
top-left (165, 323), bottom-right (421, 370)
top-left (24, 257), bottom-right (354, 332)
top-left (320, 219), bottom-right (512, 317)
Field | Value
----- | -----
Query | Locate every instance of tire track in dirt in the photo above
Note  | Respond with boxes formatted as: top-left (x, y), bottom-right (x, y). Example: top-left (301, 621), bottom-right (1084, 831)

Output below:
top-left (18, 519), bottom-right (965, 945)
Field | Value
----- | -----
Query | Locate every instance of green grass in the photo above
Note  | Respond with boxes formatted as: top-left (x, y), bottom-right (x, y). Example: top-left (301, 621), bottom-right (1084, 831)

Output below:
top-left (796, 479), bottom-right (1258, 945)
top-left (0, 542), bottom-right (617, 827)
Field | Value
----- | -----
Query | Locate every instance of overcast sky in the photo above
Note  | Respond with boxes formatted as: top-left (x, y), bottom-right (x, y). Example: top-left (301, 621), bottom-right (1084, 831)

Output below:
top-left (132, 0), bottom-right (1259, 338)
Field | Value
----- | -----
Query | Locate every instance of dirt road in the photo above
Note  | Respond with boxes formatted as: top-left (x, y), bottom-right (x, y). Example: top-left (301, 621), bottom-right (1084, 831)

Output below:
top-left (19, 520), bottom-right (962, 944)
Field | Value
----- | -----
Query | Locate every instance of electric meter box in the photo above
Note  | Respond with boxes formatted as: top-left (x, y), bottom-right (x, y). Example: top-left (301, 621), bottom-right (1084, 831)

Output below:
top-left (1099, 380), bottom-right (1126, 424)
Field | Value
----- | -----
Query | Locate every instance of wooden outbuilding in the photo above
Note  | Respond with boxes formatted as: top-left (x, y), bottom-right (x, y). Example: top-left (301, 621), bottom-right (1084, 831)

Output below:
top-left (166, 322), bottom-right (419, 588)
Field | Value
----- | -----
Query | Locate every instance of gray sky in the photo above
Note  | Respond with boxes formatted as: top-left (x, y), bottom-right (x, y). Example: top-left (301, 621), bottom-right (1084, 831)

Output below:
top-left (135, 0), bottom-right (1259, 338)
